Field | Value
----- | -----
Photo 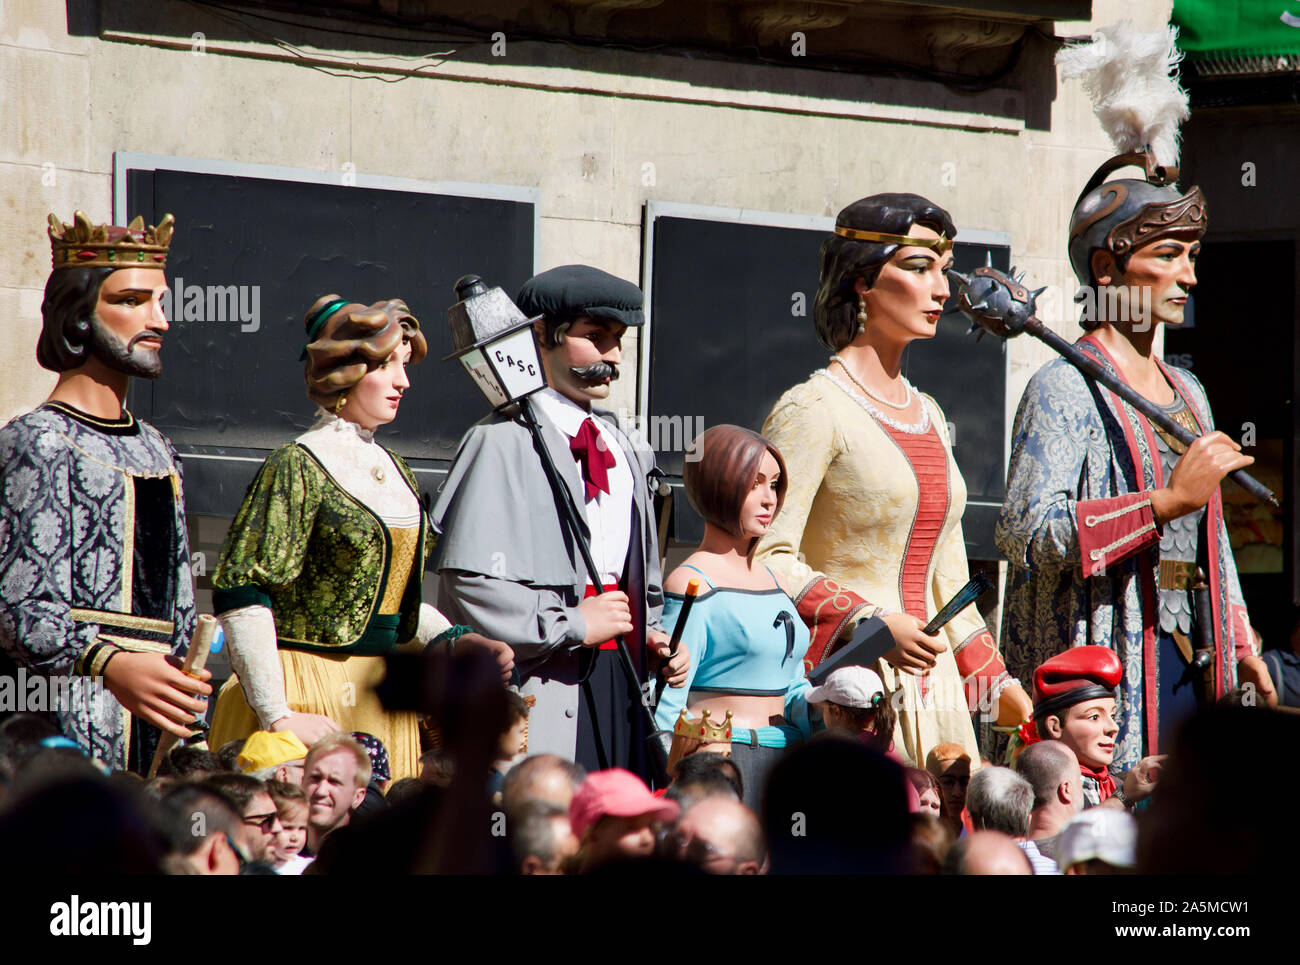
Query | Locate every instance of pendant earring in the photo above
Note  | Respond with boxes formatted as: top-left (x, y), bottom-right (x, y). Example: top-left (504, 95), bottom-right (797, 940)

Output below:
top-left (856, 294), bottom-right (869, 335)
top-left (334, 393), bottom-right (348, 414)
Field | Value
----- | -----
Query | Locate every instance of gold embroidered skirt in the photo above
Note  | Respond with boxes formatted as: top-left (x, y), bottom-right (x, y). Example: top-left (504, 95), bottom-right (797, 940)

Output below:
top-left (209, 648), bottom-right (420, 782)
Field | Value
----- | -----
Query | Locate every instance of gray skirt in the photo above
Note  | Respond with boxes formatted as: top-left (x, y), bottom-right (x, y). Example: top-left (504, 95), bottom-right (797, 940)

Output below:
top-left (728, 739), bottom-right (790, 812)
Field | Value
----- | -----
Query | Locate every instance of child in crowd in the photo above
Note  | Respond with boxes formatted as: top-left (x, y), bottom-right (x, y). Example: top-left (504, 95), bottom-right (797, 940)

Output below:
top-left (266, 780), bottom-right (313, 875)
top-left (906, 767), bottom-right (943, 818)
top-left (488, 691), bottom-right (531, 800)
top-left (807, 666), bottom-right (898, 756)
top-left (926, 742), bottom-right (972, 837)
top-left (565, 768), bottom-right (680, 873)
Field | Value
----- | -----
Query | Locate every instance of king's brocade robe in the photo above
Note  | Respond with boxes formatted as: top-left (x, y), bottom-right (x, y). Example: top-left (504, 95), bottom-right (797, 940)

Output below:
top-left (0, 403), bottom-right (196, 769)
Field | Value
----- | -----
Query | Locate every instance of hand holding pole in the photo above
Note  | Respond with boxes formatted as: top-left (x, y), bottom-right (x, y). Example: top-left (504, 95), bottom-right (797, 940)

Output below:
top-left (147, 613), bottom-right (219, 778)
top-left (655, 577), bottom-right (699, 707)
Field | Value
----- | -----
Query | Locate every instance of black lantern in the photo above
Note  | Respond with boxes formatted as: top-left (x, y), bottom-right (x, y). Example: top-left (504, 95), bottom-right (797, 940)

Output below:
top-left (444, 274), bottom-right (546, 409)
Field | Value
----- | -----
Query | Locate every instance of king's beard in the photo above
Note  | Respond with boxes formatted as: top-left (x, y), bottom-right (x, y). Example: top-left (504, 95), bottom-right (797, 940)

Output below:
top-left (87, 319), bottom-right (164, 379)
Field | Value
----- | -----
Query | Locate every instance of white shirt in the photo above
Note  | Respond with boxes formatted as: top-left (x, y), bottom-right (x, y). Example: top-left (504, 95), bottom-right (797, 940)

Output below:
top-left (275, 854), bottom-right (315, 876)
top-left (1018, 839), bottom-right (1061, 876)
top-left (530, 388), bottom-right (633, 587)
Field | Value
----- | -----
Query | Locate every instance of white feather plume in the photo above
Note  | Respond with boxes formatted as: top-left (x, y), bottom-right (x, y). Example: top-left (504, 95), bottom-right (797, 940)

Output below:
top-left (1057, 21), bottom-right (1189, 168)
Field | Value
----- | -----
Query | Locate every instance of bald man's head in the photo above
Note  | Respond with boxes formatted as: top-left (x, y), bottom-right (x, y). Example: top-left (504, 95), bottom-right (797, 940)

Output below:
top-left (673, 796), bottom-right (766, 875)
top-left (944, 831), bottom-right (1032, 875)
top-left (1017, 741), bottom-right (1082, 811)
top-left (501, 754), bottom-right (586, 816)
top-left (1016, 741), bottom-right (1084, 842)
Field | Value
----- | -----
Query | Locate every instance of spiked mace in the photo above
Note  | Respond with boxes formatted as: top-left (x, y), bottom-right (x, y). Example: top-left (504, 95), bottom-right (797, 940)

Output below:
top-left (952, 257), bottom-right (1278, 508)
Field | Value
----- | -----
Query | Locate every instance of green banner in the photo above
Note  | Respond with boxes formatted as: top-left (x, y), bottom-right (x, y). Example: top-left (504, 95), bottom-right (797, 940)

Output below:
top-left (1173, 0), bottom-right (1300, 58)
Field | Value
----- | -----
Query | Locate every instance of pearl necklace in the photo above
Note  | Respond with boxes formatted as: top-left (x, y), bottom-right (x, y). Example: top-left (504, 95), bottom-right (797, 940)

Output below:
top-left (817, 368), bottom-right (931, 435)
top-left (830, 356), bottom-right (911, 409)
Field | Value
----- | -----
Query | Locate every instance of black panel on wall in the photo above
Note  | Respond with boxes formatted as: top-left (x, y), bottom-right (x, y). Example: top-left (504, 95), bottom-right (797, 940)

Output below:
top-left (126, 168), bottom-right (534, 515)
top-left (647, 213), bottom-right (1008, 559)
top-left (1164, 238), bottom-right (1296, 621)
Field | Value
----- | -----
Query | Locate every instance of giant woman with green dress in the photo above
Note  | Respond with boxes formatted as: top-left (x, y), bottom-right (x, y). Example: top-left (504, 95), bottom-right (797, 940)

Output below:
top-left (208, 295), bottom-right (512, 781)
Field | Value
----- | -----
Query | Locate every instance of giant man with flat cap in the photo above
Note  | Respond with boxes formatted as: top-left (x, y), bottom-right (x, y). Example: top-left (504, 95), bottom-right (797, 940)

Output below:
top-left (433, 266), bottom-right (689, 778)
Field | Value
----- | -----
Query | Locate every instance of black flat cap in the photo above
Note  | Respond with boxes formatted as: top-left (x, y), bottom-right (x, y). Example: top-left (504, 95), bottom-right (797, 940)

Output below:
top-left (516, 265), bottom-right (644, 327)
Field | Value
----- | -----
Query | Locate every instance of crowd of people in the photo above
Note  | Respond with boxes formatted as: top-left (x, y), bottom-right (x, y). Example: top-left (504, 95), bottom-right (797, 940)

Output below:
top-left (0, 687), bottom-right (1292, 875)
top-left (0, 25), bottom-right (1295, 877)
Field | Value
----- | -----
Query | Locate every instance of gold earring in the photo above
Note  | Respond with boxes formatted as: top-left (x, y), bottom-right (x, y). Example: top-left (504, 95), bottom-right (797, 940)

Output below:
top-left (334, 393), bottom-right (348, 414)
top-left (856, 294), bottom-right (869, 334)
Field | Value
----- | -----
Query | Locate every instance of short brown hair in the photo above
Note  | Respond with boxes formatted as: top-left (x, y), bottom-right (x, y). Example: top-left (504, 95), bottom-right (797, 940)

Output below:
top-left (200, 773), bottom-right (266, 812)
top-left (505, 690), bottom-right (530, 726)
top-left (302, 295), bottom-right (427, 410)
top-left (683, 424), bottom-right (787, 558)
top-left (906, 766), bottom-right (942, 800)
top-left (266, 779), bottom-right (308, 810)
top-left (304, 733), bottom-right (371, 789)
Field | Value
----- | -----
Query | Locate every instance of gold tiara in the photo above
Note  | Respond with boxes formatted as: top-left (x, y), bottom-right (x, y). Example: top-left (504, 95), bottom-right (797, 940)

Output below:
top-left (833, 225), bottom-right (954, 254)
top-left (48, 211), bottom-right (175, 271)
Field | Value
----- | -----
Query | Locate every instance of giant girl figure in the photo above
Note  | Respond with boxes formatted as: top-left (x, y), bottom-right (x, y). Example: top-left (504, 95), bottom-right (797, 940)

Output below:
top-left (654, 424), bottom-right (811, 808)
top-left (757, 193), bottom-right (1032, 767)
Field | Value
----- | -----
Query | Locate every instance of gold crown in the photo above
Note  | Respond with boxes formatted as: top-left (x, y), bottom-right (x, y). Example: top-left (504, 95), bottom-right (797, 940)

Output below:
top-left (47, 210), bottom-right (175, 271)
top-left (673, 708), bottom-right (733, 743)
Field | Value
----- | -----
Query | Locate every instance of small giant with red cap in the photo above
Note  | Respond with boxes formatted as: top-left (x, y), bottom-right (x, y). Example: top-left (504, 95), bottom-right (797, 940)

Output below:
top-left (1032, 645), bottom-right (1122, 726)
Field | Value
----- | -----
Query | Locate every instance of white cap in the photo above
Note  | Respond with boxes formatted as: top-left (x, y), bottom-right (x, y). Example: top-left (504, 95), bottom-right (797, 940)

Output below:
top-left (806, 666), bottom-right (885, 708)
top-left (1057, 808), bottom-right (1137, 870)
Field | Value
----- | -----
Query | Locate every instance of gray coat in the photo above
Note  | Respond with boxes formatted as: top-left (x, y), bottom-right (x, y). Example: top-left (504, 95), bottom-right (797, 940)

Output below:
top-left (431, 401), bottom-right (665, 760)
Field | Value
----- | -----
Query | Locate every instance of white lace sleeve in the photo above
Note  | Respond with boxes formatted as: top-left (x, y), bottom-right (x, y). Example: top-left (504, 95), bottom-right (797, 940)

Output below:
top-left (417, 602), bottom-right (452, 645)
top-left (219, 604), bottom-right (290, 728)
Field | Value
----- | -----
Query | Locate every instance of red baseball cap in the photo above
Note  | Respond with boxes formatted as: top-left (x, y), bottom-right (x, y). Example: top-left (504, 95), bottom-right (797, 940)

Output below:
top-left (568, 768), bottom-right (680, 840)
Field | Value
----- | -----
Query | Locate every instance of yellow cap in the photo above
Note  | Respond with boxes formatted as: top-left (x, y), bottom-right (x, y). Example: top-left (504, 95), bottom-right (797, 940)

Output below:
top-left (236, 730), bottom-right (309, 773)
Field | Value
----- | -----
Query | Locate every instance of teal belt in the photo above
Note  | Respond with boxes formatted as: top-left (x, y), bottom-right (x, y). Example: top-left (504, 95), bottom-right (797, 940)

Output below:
top-left (728, 724), bottom-right (803, 749)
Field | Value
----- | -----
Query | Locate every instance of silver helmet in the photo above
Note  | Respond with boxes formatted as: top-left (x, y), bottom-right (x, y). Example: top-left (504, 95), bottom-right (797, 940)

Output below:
top-left (1068, 150), bottom-right (1207, 286)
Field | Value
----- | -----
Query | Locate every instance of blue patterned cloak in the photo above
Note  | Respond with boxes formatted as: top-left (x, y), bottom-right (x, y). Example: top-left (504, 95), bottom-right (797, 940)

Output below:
top-left (996, 335), bottom-right (1253, 769)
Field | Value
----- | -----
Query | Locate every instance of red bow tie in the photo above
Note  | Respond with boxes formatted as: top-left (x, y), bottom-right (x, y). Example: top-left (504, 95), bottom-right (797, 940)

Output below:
top-left (571, 417), bottom-right (615, 502)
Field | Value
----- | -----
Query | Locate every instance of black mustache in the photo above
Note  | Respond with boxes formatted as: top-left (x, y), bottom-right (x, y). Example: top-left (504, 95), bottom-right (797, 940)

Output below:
top-left (571, 362), bottom-right (619, 382)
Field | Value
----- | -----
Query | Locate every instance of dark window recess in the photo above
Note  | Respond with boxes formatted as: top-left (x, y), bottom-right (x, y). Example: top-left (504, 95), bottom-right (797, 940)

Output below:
top-left (1164, 238), bottom-right (1296, 623)
top-left (125, 168), bottom-right (534, 516)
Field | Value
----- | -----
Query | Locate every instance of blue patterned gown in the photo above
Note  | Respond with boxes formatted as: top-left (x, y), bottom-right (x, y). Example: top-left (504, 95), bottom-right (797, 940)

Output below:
top-left (0, 402), bottom-right (197, 770)
top-left (996, 335), bottom-right (1253, 770)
